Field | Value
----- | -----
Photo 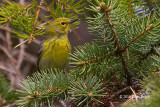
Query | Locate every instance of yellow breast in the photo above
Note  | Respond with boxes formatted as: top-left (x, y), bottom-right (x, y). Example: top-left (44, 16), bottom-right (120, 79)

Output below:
top-left (39, 37), bottom-right (71, 70)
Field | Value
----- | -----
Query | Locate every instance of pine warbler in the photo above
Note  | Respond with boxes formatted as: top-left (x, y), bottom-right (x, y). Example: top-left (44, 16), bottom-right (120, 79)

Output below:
top-left (37, 18), bottom-right (79, 71)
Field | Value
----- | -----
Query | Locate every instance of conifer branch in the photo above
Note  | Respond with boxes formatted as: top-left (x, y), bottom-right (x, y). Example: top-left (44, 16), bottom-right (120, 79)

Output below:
top-left (79, 53), bottom-right (115, 65)
top-left (5, 4), bottom-right (32, 23)
top-left (138, 47), bottom-right (160, 65)
top-left (105, 9), bottom-right (121, 49)
top-left (28, 0), bottom-right (44, 44)
top-left (124, 24), bottom-right (154, 49)
top-left (56, 0), bottom-right (77, 12)
top-left (44, 3), bottom-right (51, 12)
top-left (128, 0), bottom-right (132, 20)
top-left (120, 54), bottom-right (132, 85)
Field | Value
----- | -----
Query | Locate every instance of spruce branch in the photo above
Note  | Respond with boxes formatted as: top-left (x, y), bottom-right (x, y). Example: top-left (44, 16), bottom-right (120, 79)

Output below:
top-left (79, 52), bottom-right (115, 65)
top-left (4, 4), bottom-right (32, 23)
top-left (70, 42), bottom-right (116, 66)
top-left (124, 24), bottom-right (154, 49)
top-left (0, 1), bottom-right (32, 26)
top-left (28, 0), bottom-right (44, 44)
top-left (56, 0), bottom-right (77, 12)
top-left (128, 0), bottom-right (132, 20)
top-left (69, 75), bottom-right (105, 106)
top-left (17, 69), bottom-right (69, 106)
top-left (138, 47), bottom-right (159, 65)
top-left (105, 7), bottom-right (121, 49)
top-left (120, 54), bottom-right (132, 85)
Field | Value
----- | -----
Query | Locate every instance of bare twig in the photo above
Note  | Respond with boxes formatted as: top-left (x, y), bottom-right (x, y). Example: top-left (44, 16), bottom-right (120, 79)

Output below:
top-left (109, 101), bottom-right (115, 107)
top-left (22, 63), bottom-right (32, 76)
top-left (0, 45), bottom-right (23, 79)
top-left (12, 50), bottom-right (37, 64)
top-left (6, 24), bottom-right (12, 50)
top-left (130, 87), bottom-right (138, 101)
top-left (17, 39), bottom-right (25, 69)
top-left (126, 48), bottom-right (129, 60)
top-left (122, 87), bottom-right (139, 106)
top-left (24, 53), bottom-right (37, 64)
top-left (0, 45), bottom-right (17, 64)
top-left (0, 65), bottom-right (16, 75)
top-left (108, 84), bottom-right (141, 100)
top-left (0, 32), bottom-right (6, 42)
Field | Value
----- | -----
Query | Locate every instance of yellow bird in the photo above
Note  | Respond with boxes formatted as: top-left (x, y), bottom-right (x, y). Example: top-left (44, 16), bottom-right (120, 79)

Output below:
top-left (37, 18), bottom-right (79, 71)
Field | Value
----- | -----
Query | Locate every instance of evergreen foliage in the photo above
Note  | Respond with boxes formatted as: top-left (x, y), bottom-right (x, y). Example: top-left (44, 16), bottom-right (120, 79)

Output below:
top-left (69, 75), bottom-right (105, 106)
top-left (0, 0), bottom-right (84, 44)
top-left (17, 69), bottom-right (69, 106)
top-left (0, 73), bottom-right (17, 106)
top-left (0, 0), bottom-right (160, 106)
top-left (123, 48), bottom-right (160, 107)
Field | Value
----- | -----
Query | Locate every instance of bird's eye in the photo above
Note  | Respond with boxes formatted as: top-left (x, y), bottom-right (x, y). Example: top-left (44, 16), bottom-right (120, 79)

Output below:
top-left (61, 22), bottom-right (65, 25)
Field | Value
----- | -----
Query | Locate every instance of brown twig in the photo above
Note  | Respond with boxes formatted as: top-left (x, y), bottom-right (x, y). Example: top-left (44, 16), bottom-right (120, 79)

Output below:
top-left (108, 84), bottom-right (141, 100)
top-left (0, 45), bottom-right (17, 64)
top-left (79, 53), bottom-right (115, 65)
top-left (0, 44), bottom-right (23, 79)
top-left (130, 87), bottom-right (138, 101)
top-left (0, 65), bottom-right (16, 75)
top-left (28, 0), bottom-right (44, 44)
top-left (13, 50), bottom-right (37, 64)
top-left (6, 24), bottom-right (12, 50)
top-left (109, 101), bottom-right (115, 107)
top-left (105, 10), bottom-right (121, 49)
top-left (43, 4), bottom-right (51, 12)
top-left (124, 24), bottom-right (154, 49)
top-left (17, 39), bottom-right (25, 69)
top-left (0, 32), bottom-right (6, 42)
top-left (120, 53), bottom-right (132, 85)
top-left (105, 5), bottom-right (133, 85)
top-left (126, 48), bottom-right (129, 60)
top-left (128, 0), bottom-right (132, 20)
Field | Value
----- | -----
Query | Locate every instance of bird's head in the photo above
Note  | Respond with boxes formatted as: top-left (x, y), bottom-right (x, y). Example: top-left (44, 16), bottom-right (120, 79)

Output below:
top-left (46, 18), bottom-right (79, 38)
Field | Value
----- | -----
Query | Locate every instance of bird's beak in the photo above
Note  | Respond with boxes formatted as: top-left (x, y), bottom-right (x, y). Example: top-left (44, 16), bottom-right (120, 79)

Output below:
top-left (69, 18), bottom-right (79, 24)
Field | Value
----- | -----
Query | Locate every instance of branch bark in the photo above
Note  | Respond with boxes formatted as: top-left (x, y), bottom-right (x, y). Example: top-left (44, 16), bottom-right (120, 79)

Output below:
top-left (120, 54), bottom-right (132, 85)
